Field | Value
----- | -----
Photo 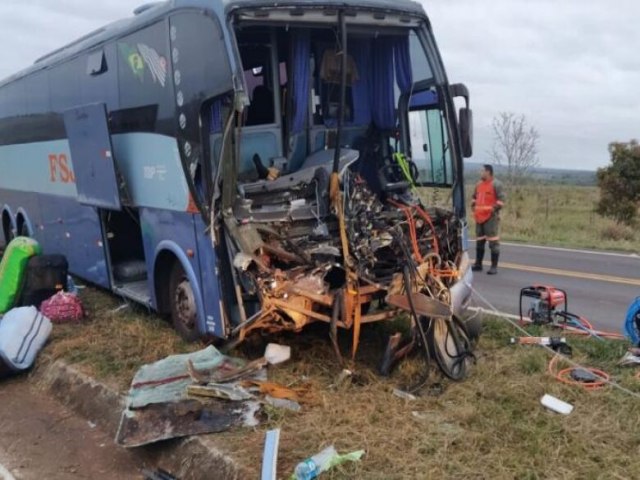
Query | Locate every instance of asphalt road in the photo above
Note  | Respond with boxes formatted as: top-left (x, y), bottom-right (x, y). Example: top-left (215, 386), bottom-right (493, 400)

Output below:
top-left (470, 242), bottom-right (640, 332)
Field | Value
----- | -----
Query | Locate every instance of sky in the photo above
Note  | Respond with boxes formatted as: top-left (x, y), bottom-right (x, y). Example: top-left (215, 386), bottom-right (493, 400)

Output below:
top-left (0, 0), bottom-right (638, 170)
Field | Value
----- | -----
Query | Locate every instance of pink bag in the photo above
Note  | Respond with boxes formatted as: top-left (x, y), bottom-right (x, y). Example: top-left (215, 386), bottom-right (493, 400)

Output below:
top-left (40, 292), bottom-right (84, 324)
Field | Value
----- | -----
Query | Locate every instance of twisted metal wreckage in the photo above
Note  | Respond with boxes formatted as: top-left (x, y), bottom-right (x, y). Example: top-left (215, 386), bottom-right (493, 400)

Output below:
top-left (215, 136), bottom-right (475, 380)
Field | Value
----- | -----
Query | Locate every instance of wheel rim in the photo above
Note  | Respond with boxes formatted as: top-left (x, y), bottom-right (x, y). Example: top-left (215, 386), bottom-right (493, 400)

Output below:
top-left (174, 277), bottom-right (197, 331)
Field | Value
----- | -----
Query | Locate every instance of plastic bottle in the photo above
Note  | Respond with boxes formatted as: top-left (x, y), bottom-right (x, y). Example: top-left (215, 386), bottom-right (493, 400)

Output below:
top-left (293, 446), bottom-right (337, 480)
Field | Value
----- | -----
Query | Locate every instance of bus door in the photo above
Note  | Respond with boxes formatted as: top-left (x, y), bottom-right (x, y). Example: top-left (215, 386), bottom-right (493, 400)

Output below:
top-left (63, 103), bottom-right (148, 302)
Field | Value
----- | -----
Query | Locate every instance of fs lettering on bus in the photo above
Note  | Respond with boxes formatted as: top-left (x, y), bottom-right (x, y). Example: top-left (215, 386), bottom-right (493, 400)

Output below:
top-left (48, 154), bottom-right (75, 183)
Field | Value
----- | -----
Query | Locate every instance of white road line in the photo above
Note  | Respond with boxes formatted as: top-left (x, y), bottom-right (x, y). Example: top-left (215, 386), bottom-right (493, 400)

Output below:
top-left (469, 240), bottom-right (638, 258)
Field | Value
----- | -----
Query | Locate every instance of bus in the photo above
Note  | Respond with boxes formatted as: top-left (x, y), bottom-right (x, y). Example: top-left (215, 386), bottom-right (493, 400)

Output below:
top-left (0, 0), bottom-right (474, 366)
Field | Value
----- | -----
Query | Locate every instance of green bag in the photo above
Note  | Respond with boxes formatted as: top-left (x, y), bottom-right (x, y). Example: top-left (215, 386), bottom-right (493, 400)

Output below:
top-left (0, 237), bottom-right (42, 313)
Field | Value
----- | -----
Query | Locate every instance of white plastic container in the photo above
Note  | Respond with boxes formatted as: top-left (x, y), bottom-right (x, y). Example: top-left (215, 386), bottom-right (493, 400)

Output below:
top-left (540, 394), bottom-right (573, 415)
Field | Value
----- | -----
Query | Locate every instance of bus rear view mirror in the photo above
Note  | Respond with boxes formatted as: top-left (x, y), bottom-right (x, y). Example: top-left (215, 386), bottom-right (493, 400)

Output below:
top-left (459, 107), bottom-right (473, 158)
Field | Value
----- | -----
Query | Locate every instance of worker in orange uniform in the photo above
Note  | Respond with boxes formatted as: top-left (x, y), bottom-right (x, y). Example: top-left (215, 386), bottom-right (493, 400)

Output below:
top-left (471, 164), bottom-right (505, 275)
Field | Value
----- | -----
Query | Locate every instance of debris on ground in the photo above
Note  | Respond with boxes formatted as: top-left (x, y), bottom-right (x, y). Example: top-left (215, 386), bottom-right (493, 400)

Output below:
top-left (116, 346), bottom-right (264, 447)
top-left (291, 445), bottom-right (365, 480)
top-left (619, 348), bottom-right (640, 366)
top-left (392, 388), bottom-right (417, 401)
top-left (540, 394), bottom-right (573, 415)
top-left (261, 429), bottom-right (280, 480)
top-left (116, 343), bottom-right (295, 447)
top-left (142, 468), bottom-right (179, 480)
top-left (510, 336), bottom-right (572, 355)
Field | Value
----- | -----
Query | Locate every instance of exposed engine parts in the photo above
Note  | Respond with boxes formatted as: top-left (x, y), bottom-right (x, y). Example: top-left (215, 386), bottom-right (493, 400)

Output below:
top-left (221, 149), bottom-right (473, 380)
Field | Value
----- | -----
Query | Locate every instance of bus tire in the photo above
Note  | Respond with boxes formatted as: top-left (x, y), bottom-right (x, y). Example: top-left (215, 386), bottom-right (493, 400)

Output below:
top-left (169, 261), bottom-right (200, 342)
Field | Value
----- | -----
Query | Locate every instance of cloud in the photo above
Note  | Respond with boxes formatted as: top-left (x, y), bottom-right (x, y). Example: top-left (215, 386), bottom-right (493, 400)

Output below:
top-left (1, 0), bottom-right (637, 170)
top-left (423, 0), bottom-right (640, 169)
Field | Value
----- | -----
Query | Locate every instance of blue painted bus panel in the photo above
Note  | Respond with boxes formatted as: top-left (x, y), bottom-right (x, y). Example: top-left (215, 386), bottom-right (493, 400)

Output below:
top-left (193, 215), bottom-right (225, 337)
top-left (0, 190), bottom-right (110, 288)
top-left (139, 208), bottom-right (212, 334)
top-left (37, 195), bottom-right (110, 288)
top-left (63, 103), bottom-right (122, 210)
top-left (111, 133), bottom-right (190, 211)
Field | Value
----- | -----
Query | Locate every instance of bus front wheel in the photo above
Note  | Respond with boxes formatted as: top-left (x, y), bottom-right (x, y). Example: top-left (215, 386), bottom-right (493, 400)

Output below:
top-left (169, 262), bottom-right (199, 342)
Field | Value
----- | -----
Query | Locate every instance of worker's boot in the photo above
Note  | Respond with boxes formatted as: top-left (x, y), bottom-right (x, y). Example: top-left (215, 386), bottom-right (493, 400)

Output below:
top-left (487, 252), bottom-right (499, 275)
top-left (472, 241), bottom-right (485, 272)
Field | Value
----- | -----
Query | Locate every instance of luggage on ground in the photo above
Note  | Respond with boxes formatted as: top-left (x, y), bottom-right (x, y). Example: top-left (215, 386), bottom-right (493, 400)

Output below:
top-left (40, 291), bottom-right (84, 324)
top-left (0, 306), bottom-right (52, 377)
top-left (19, 254), bottom-right (68, 307)
top-left (0, 237), bottom-right (41, 313)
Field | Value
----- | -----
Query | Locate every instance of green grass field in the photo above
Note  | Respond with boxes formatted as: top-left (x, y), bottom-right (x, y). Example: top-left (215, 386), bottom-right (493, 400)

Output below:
top-left (43, 287), bottom-right (640, 479)
top-left (452, 184), bottom-right (638, 252)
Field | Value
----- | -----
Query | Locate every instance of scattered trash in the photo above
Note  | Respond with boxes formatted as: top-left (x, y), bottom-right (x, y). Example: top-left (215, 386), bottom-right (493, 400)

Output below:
top-left (109, 303), bottom-right (130, 314)
top-left (265, 395), bottom-right (301, 412)
top-left (261, 429), bottom-right (281, 480)
top-left (331, 369), bottom-right (353, 388)
top-left (142, 468), bottom-right (179, 480)
top-left (510, 336), bottom-right (572, 356)
top-left (264, 343), bottom-right (291, 365)
top-left (619, 349), bottom-right (640, 366)
top-left (87, 421), bottom-right (96, 429)
top-left (0, 306), bottom-right (52, 378)
top-left (244, 380), bottom-right (308, 403)
top-left (540, 394), bottom-right (573, 415)
top-left (392, 388), bottom-right (417, 401)
top-left (187, 383), bottom-right (254, 401)
top-left (40, 291), bottom-right (84, 323)
top-left (291, 445), bottom-right (365, 480)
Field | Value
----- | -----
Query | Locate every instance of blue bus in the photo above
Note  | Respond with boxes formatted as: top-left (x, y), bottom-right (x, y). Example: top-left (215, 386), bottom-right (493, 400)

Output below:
top-left (0, 0), bottom-right (474, 359)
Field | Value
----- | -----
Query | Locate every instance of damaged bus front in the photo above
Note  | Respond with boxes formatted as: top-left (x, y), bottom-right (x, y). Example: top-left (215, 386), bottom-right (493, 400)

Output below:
top-left (212, 0), bottom-right (475, 374)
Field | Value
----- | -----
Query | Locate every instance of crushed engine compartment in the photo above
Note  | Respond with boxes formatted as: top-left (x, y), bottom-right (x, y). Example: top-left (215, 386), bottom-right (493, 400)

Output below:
top-left (224, 148), bottom-right (465, 361)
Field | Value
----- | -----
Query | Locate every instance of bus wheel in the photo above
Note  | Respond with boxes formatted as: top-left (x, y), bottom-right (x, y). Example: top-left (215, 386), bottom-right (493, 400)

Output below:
top-left (169, 262), bottom-right (199, 342)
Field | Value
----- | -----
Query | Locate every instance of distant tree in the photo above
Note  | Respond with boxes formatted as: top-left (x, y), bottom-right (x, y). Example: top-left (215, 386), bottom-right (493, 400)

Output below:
top-left (597, 140), bottom-right (640, 226)
top-left (489, 112), bottom-right (540, 185)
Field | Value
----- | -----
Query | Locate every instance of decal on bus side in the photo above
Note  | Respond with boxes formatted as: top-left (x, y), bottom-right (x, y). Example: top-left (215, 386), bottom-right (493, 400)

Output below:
top-left (48, 153), bottom-right (76, 183)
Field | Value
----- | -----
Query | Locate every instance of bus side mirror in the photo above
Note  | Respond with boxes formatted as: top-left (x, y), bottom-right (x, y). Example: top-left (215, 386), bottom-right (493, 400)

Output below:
top-left (459, 107), bottom-right (473, 158)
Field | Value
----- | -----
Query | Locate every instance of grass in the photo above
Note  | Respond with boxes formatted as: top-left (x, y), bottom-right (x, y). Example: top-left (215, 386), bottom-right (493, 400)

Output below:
top-left (421, 184), bottom-right (640, 253)
top-left (44, 286), bottom-right (640, 479)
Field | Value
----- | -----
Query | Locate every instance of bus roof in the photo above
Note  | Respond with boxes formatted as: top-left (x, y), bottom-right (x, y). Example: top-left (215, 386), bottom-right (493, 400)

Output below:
top-left (0, 0), bottom-right (427, 87)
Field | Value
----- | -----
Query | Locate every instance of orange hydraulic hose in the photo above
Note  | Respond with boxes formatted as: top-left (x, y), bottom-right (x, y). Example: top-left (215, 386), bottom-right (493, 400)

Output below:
top-left (388, 199), bottom-right (423, 263)
top-left (548, 355), bottom-right (609, 390)
top-left (414, 205), bottom-right (439, 254)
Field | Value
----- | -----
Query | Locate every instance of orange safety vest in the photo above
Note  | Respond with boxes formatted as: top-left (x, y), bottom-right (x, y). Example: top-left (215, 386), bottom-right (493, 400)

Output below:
top-left (474, 179), bottom-right (498, 224)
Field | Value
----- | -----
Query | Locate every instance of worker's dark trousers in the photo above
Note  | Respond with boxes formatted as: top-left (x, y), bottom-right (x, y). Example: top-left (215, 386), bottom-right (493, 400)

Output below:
top-left (474, 240), bottom-right (500, 269)
top-left (489, 240), bottom-right (500, 269)
top-left (474, 239), bottom-right (486, 266)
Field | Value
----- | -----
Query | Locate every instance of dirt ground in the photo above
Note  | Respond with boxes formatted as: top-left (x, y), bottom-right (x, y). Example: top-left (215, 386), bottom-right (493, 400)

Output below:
top-left (0, 377), bottom-right (143, 480)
